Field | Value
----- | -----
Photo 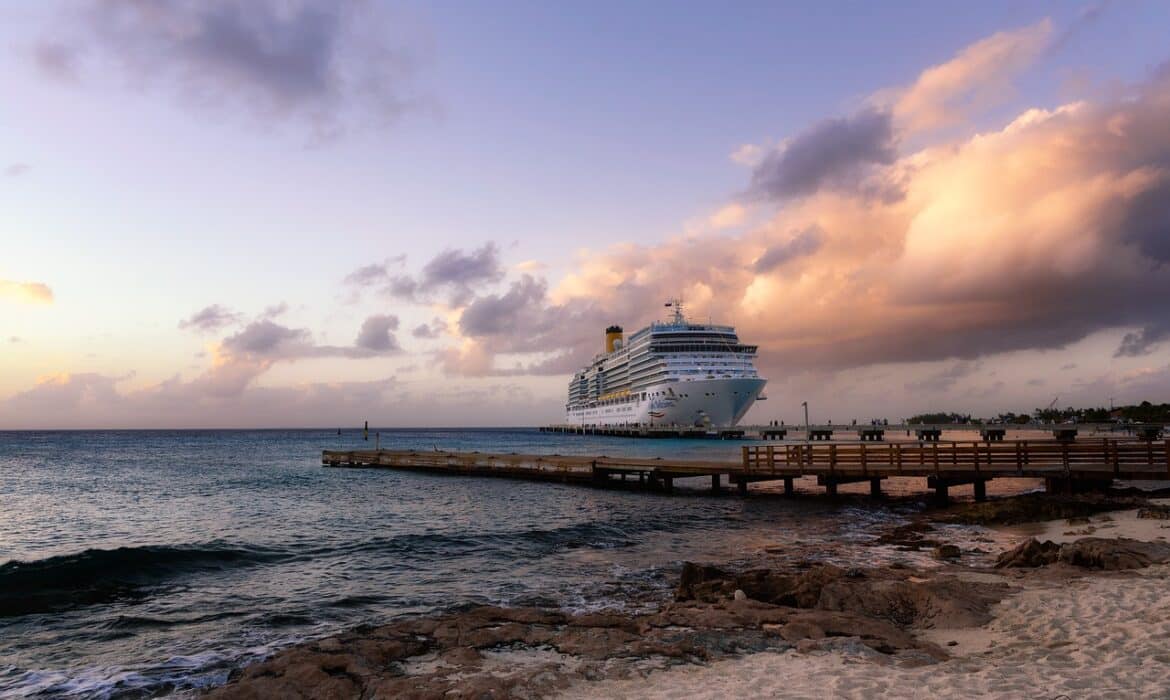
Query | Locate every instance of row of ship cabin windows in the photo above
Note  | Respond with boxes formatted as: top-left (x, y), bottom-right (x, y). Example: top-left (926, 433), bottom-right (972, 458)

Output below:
top-left (584, 388), bottom-right (743, 406)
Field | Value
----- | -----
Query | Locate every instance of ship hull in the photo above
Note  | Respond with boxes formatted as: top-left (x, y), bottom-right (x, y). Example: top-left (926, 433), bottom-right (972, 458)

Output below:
top-left (564, 377), bottom-right (766, 429)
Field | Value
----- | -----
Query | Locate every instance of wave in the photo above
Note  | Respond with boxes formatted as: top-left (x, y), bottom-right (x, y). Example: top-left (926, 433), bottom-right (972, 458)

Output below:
top-left (321, 520), bottom-right (641, 563)
top-left (0, 543), bottom-right (285, 618)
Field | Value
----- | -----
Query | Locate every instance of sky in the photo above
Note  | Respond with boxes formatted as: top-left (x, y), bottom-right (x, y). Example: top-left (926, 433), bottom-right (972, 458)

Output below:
top-left (3, 0), bottom-right (1170, 428)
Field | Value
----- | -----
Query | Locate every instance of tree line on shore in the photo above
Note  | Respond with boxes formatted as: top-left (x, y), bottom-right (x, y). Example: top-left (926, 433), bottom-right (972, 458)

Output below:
top-left (906, 401), bottom-right (1170, 425)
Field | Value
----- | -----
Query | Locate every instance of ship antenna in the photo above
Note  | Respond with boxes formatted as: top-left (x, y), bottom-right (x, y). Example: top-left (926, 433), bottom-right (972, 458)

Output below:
top-left (664, 296), bottom-right (685, 324)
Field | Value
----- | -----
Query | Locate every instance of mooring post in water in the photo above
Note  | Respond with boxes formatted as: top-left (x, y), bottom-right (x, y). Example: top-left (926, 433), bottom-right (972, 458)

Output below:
top-left (783, 477), bottom-right (794, 496)
top-left (710, 474), bottom-right (720, 494)
top-left (363, 420), bottom-right (369, 441)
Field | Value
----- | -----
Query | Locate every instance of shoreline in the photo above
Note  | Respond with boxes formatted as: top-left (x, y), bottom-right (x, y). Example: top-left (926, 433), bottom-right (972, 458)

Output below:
top-left (204, 492), bottom-right (1170, 698)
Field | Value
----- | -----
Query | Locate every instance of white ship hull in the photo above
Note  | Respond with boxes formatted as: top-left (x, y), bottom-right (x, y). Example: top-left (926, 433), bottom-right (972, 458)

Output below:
top-left (564, 377), bottom-right (766, 429)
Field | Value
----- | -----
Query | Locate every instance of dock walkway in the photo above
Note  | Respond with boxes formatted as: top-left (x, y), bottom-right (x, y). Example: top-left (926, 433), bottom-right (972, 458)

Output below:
top-left (324, 438), bottom-right (1170, 502)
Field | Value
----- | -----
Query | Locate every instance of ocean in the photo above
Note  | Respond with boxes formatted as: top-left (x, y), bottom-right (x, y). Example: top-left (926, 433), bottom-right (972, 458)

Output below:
top-left (0, 429), bottom-right (968, 698)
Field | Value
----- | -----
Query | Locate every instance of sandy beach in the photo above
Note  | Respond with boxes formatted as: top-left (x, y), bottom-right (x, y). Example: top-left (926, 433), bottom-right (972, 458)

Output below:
top-left (204, 495), bottom-right (1170, 699)
top-left (563, 505), bottom-right (1170, 699)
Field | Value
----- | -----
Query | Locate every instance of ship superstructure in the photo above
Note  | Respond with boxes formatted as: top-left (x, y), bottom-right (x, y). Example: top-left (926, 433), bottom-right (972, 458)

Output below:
top-left (565, 300), bottom-right (766, 428)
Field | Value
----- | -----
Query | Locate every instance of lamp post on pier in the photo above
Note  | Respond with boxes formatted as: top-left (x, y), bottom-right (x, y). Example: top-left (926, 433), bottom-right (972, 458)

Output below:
top-left (802, 401), bottom-right (809, 442)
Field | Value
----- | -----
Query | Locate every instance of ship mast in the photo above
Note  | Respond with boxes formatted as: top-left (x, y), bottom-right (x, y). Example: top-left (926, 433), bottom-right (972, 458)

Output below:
top-left (664, 297), bottom-right (686, 324)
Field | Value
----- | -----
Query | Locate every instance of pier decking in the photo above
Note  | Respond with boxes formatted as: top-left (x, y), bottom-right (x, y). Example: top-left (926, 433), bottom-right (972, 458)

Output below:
top-left (324, 437), bottom-right (1170, 502)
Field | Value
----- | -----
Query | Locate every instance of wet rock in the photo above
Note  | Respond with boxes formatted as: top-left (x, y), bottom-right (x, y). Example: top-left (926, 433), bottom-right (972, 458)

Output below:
top-left (876, 522), bottom-right (940, 549)
top-left (995, 538), bottom-right (1061, 568)
top-left (675, 562), bottom-right (729, 601)
top-left (733, 589), bottom-right (747, 601)
top-left (1066, 516), bottom-right (1091, 525)
top-left (936, 493), bottom-right (1147, 526)
top-left (933, 545), bottom-right (961, 560)
top-left (209, 559), bottom-right (1009, 699)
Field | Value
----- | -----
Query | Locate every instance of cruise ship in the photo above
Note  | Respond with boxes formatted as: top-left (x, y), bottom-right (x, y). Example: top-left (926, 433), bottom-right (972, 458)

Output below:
top-left (565, 301), bottom-right (766, 428)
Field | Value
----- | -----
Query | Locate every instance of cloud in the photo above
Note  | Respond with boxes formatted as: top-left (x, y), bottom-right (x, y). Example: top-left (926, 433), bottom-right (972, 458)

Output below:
top-left (905, 361), bottom-right (983, 393)
top-left (753, 226), bottom-right (823, 273)
top-left (261, 302), bottom-right (289, 319)
top-left (0, 370), bottom-right (566, 429)
top-left (517, 37), bottom-right (1170, 378)
top-left (1115, 322), bottom-right (1170, 358)
top-left (4, 164), bottom-right (31, 177)
top-left (419, 243), bottom-right (505, 305)
top-left (344, 243), bottom-right (504, 306)
top-left (748, 109), bottom-right (898, 201)
top-left (354, 314), bottom-right (400, 352)
top-left (432, 273), bottom-right (610, 377)
top-left (35, 0), bottom-right (426, 138)
top-left (730, 143), bottom-right (766, 167)
top-left (709, 203), bottom-right (746, 229)
top-left (459, 275), bottom-right (549, 338)
top-left (0, 279), bottom-right (54, 304)
top-left (32, 41), bottom-right (80, 82)
top-left (221, 317), bottom-right (400, 360)
top-left (890, 19), bottom-right (1054, 133)
top-left (221, 319), bottom-right (311, 356)
top-left (411, 317), bottom-right (448, 339)
top-left (8, 336), bottom-right (20, 344)
top-left (178, 304), bottom-right (243, 332)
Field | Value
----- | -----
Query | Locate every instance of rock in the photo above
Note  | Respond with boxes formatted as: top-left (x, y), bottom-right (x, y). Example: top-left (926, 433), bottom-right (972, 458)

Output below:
top-left (1057, 537), bottom-right (1170, 570)
top-left (995, 536), bottom-right (1170, 571)
top-left (738, 564), bottom-right (847, 608)
top-left (676, 562), bottom-right (730, 601)
top-left (1066, 516), bottom-right (1091, 525)
top-left (795, 638), bottom-right (824, 654)
top-left (777, 620), bottom-right (825, 642)
top-left (995, 538), bottom-right (1061, 568)
top-left (936, 494), bottom-right (1146, 526)
top-left (1138, 506), bottom-right (1170, 520)
top-left (933, 545), bottom-right (961, 560)
top-left (876, 522), bottom-right (939, 549)
top-left (209, 557), bottom-right (1011, 699)
top-left (816, 576), bottom-right (1007, 629)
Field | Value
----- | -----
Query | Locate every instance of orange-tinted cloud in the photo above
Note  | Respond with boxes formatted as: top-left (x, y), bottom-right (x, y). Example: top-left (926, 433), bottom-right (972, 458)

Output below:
top-left (0, 279), bottom-right (54, 304)
top-left (889, 19), bottom-right (1054, 133)
top-left (438, 25), bottom-right (1170, 378)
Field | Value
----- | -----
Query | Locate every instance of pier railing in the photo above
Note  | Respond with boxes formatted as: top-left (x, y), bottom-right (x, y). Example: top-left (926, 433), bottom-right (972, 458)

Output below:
top-left (741, 439), bottom-right (1170, 480)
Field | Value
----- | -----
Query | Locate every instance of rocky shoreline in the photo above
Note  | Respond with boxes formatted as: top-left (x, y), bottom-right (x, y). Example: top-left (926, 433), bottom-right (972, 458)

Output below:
top-left (206, 493), bottom-right (1170, 699)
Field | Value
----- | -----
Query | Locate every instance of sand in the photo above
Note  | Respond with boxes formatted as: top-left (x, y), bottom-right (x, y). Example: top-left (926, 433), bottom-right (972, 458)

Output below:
top-left (559, 507), bottom-right (1170, 699)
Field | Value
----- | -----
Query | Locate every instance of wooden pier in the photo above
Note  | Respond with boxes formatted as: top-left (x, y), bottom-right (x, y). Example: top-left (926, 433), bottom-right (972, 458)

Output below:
top-left (324, 438), bottom-right (1170, 502)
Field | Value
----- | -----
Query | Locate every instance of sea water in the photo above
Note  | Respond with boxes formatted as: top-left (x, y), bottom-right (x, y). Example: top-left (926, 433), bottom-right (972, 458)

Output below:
top-left (0, 429), bottom-right (936, 698)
